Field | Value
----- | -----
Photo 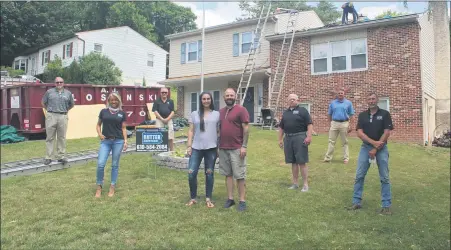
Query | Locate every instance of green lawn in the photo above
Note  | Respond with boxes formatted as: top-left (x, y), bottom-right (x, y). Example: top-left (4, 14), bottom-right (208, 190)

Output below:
top-left (1, 127), bottom-right (449, 249)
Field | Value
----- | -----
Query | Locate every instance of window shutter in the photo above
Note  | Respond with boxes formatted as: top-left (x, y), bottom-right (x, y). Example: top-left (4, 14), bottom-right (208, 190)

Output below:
top-left (181, 43), bottom-right (186, 64)
top-left (63, 45), bottom-right (66, 59)
top-left (233, 33), bottom-right (239, 56)
top-left (48, 50), bottom-right (51, 62)
top-left (198, 40), bottom-right (202, 62)
top-left (42, 52), bottom-right (44, 65)
top-left (70, 42), bottom-right (73, 57)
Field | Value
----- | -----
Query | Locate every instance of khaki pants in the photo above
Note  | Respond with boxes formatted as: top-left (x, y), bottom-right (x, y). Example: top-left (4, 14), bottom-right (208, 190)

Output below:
top-left (324, 121), bottom-right (349, 161)
top-left (45, 112), bottom-right (68, 160)
top-left (155, 119), bottom-right (174, 140)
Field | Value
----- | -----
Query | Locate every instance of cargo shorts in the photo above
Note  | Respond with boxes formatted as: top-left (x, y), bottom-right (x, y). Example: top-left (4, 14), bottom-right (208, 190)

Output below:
top-left (155, 118), bottom-right (174, 140)
top-left (218, 149), bottom-right (246, 180)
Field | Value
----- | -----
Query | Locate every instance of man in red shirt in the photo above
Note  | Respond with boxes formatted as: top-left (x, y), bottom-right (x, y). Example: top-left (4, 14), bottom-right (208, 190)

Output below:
top-left (219, 88), bottom-right (250, 212)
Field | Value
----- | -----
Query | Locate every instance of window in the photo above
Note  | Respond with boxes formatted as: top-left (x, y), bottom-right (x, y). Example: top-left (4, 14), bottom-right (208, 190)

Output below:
top-left (241, 32), bottom-right (253, 54)
top-left (351, 39), bottom-right (367, 69)
top-left (312, 43), bottom-right (328, 73)
top-left (187, 42), bottom-right (198, 62)
top-left (44, 51), bottom-right (50, 64)
top-left (191, 93), bottom-right (198, 112)
top-left (190, 90), bottom-right (220, 113)
top-left (147, 53), bottom-right (154, 67)
top-left (311, 38), bottom-right (367, 74)
top-left (65, 43), bottom-right (71, 58)
top-left (94, 43), bottom-right (103, 53)
top-left (331, 41), bottom-right (346, 71)
top-left (378, 98), bottom-right (390, 112)
top-left (298, 103), bottom-right (311, 113)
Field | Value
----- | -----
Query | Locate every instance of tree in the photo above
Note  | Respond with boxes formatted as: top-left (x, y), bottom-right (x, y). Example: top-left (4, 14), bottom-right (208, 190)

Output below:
top-left (238, 1), bottom-right (341, 24)
top-left (63, 60), bottom-right (83, 84)
top-left (107, 2), bottom-right (158, 43)
top-left (375, 10), bottom-right (408, 19)
top-left (78, 53), bottom-right (122, 85)
top-left (43, 56), bottom-right (64, 82)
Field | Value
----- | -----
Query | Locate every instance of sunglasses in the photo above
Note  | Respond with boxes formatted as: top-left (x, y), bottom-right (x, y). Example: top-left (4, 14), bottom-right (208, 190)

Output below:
top-left (161, 92), bottom-right (168, 94)
top-left (56, 81), bottom-right (64, 84)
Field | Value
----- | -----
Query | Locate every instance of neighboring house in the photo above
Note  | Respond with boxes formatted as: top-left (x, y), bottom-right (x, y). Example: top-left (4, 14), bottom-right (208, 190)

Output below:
top-left (163, 11), bottom-right (323, 122)
top-left (266, 9), bottom-right (450, 143)
top-left (12, 26), bottom-right (168, 86)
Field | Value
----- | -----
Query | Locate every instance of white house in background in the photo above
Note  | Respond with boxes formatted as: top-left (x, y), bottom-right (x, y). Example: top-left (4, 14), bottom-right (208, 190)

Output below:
top-left (162, 11), bottom-right (323, 122)
top-left (12, 26), bottom-right (168, 86)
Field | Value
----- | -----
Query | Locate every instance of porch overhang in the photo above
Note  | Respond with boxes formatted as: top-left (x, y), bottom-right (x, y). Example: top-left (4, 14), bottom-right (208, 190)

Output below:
top-left (161, 68), bottom-right (270, 87)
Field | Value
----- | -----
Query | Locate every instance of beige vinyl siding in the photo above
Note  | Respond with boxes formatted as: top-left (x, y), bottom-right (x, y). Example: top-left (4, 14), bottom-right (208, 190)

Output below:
top-left (418, 14), bottom-right (436, 98)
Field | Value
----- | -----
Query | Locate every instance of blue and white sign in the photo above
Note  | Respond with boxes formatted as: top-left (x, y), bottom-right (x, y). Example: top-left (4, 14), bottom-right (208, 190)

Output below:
top-left (136, 128), bottom-right (168, 152)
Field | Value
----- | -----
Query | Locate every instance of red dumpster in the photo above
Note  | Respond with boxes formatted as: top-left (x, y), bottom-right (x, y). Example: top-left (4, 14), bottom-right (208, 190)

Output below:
top-left (1, 83), bottom-right (168, 135)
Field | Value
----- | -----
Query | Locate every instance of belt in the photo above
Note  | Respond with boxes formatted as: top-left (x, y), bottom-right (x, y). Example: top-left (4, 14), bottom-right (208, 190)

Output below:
top-left (285, 131), bottom-right (307, 137)
top-left (49, 111), bottom-right (67, 115)
top-left (104, 136), bottom-right (117, 140)
top-left (333, 120), bottom-right (348, 122)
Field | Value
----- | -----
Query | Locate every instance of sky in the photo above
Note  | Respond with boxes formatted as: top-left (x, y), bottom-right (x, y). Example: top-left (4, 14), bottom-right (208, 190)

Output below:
top-left (174, 1), bottom-right (450, 28)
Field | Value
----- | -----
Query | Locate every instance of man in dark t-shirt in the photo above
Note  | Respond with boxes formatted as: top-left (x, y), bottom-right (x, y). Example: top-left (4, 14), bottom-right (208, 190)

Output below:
top-left (152, 87), bottom-right (175, 151)
top-left (219, 88), bottom-right (250, 212)
top-left (347, 92), bottom-right (394, 215)
top-left (278, 94), bottom-right (313, 192)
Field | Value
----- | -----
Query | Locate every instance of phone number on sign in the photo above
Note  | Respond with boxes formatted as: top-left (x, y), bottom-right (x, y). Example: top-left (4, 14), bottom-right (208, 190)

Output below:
top-left (137, 144), bottom-right (168, 150)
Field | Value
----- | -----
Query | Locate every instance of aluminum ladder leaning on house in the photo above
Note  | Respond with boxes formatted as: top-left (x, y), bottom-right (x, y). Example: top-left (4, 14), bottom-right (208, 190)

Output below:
top-left (235, 3), bottom-right (272, 106)
top-left (264, 8), bottom-right (299, 130)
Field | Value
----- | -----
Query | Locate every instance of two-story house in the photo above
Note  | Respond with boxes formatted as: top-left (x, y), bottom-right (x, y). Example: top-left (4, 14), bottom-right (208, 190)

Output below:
top-left (266, 4), bottom-right (450, 144)
top-left (12, 26), bottom-right (167, 86)
top-left (163, 11), bottom-right (323, 122)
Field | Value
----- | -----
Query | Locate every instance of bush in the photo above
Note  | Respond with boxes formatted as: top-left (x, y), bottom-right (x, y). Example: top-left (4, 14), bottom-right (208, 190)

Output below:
top-left (0, 66), bottom-right (25, 77)
top-left (79, 53), bottom-right (122, 85)
top-left (43, 56), bottom-right (64, 82)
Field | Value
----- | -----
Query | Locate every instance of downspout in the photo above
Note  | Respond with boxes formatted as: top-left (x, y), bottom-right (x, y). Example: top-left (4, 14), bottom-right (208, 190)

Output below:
top-left (77, 36), bottom-right (86, 56)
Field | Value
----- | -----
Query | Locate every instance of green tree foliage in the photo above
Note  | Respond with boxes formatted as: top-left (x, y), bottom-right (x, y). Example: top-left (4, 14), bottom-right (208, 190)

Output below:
top-left (63, 60), bottom-right (83, 84)
top-left (1, 2), bottom-right (197, 66)
top-left (375, 10), bottom-right (408, 19)
top-left (78, 53), bottom-right (122, 85)
top-left (43, 56), bottom-right (64, 82)
top-left (238, 1), bottom-right (341, 24)
top-left (0, 66), bottom-right (25, 77)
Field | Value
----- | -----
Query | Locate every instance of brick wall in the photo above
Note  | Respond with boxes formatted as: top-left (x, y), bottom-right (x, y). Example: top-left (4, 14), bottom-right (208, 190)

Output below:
top-left (269, 23), bottom-right (423, 143)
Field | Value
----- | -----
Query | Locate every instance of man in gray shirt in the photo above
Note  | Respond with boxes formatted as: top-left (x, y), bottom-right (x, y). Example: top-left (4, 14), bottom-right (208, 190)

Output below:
top-left (41, 76), bottom-right (74, 165)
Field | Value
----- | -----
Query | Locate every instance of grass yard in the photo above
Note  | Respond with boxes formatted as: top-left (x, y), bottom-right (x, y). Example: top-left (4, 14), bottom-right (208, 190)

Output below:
top-left (1, 127), bottom-right (450, 249)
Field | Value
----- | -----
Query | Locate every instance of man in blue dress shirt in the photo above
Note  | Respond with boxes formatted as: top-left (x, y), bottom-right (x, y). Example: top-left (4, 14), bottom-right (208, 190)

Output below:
top-left (324, 88), bottom-right (355, 164)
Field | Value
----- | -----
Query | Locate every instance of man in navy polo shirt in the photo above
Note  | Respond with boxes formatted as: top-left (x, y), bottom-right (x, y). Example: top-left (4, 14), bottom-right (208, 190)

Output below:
top-left (324, 88), bottom-right (355, 164)
top-left (347, 92), bottom-right (394, 215)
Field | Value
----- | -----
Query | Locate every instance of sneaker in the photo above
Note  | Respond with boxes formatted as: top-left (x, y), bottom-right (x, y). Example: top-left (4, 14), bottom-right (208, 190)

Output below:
top-left (379, 207), bottom-right (392, 215)
top-left (301, 186), bottom-right (309, 192)
top-left (224, 199), bottom-right (235, 208)
top-left (344, 160), bottom-right (349, 164)
top-left (346, 204), bottom-right (362, 210)
top-left (58, 158), bottom-right (68, 164)
top-left (323, 159), bottom-right (331, 163)
top-left (43, 159), bottom-right (52, 165)
top-left (238, 201), bottom-right (246, 212)
top-left (288, 184), bottom-right (299, 190)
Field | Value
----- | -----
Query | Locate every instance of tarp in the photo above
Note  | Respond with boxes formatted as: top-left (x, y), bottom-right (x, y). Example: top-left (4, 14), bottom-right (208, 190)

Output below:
top-left (0, 125), bottom-right (25, 144)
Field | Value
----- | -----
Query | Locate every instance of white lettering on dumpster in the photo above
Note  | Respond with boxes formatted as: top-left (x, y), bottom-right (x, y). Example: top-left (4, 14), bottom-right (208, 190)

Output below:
top-left (127, 94), bottom-right (132, 101)
top-left (126, 111), bottom-right (133, 117)
top-left (139, 94), bottom-right (144, 101)
top-left (101, 94), bottom-right (106, 102)
top-left (86, 94), bottom-right (93, 101)
top-left (72, 94), bottom-right (77, 102)
top-left (139, 110), bottom-right (146, 116)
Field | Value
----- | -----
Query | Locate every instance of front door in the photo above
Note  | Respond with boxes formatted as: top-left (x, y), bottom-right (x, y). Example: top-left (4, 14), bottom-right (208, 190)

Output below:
top-left (241, 87), bottom-right (254, 122)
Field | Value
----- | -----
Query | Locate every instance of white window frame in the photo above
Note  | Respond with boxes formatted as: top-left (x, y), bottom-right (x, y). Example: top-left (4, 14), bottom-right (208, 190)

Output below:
top-left (186, 41), bottom-right (198, 63)
top-left (298, 103), bottom-right (311, 113)
top-left (240, 31), bottom-right (254, 55)
top-left (311, 38), bottom-right (368, 75)
top-left (190, 90), bottom-right (221, 113)
top-left (65, 43), bottom-right (72, 58)
top-left (147, 53), bottom-right (154, 67)
top-left (43, 51), bottom-right (50, 64)
top-left (94, 43), bottom-right (103, 53)
top-left (378, 97), bottom-right (390, 112)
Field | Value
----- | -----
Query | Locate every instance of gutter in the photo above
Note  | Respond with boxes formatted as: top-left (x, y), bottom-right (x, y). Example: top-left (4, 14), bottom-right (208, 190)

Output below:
top-left (266, 14), bottom-right (419, 41)
top-left (77, 36), bottom-right (86, 56)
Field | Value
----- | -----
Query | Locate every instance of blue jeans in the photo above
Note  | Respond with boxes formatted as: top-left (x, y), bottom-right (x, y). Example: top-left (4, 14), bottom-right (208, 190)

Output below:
top-left (96, 139), bottom-right (124, 186)
top-left (342, 7), bottom-right (358, 24)
top-left (188, 148), bottom-right (217, 200)
top-left (352, 144), bottom-right (392, 207)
